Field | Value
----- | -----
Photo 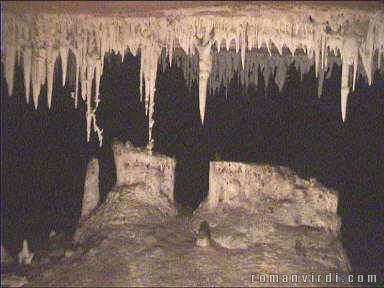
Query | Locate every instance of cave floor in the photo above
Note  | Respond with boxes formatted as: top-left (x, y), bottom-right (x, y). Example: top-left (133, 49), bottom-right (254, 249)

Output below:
top-left (3, 217), bottom-right (350, 287)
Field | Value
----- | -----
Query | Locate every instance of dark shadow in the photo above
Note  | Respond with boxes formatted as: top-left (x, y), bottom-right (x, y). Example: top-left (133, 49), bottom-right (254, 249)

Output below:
top-left (201, 57), bottom-right (384, 281)
top-left (1, 48), bottom-right (383, 284)
top-left (0, 50), bottom-right (144, 256)
top-left (153, 50), bottom-right (210, 210)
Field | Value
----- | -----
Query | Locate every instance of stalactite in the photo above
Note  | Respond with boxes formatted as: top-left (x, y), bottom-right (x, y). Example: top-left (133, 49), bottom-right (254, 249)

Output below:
top-left (196, 34), bottom-right (214, 125)
top-left (168, 35), bottom-right (174, 67)
top-left (340, 38), bottom-right (359, 122)
top-left (140, 42), bottom-right (161, 150)
top-left (31, 48), bottom-right (46, 109)
top-left (2, 4), bottom-right (383, 145)
top-left (341, 58), bottom-right (350, 123)
top-left (95, 59), bottom-right (102, 107)
top-left (240, 29), bottom-right (246, 69)
top-left (60, 46), bottom-right (68, 86)
top-left (317, 34), bottom-right (327, 98)
top-left (74, 51), bottom-right (80, 109)
top-left (5, 44), bottom-right (16, 97)
top-left (81, 55), bottom-right (87, 102)
top-left (86, 59), bottom-right (95, 143)
top-left (23, 48), bottom-right (32, 103)
top-left (46, 47), bottom-right (55, 109)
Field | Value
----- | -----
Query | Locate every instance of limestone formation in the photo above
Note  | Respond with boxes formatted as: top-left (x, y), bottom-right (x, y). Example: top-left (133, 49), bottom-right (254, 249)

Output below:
top-left (81, 157), bottom-right (100, 219)
top-left (112, 141), bottom-right (175, 206)
top-left (73, 141), bottom-right (176, 244)
top-left (195, 220), bottom-right (211, 248)
top-left (2, 2), bottom-right (383, 146)
top-left (205, 162), bottom-right (340, 233)
top-left (17, 239), bottom-right (34, 265)
top-left (192, 162), bottom-right (349, 272)
top-left (39, 159), bottom-right (350, 287)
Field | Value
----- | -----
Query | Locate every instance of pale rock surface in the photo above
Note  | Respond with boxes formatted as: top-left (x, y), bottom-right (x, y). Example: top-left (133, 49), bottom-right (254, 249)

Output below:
top-left (2, 1), bottom-right (383, 145)
top-left (191, 162), bottom-right (349, 272)
top-left (21, 151), bottom-right (350, 287)
top-left (17, 239), bottom-right (34, 265)
top-left (81, 158), bottom-right (100, 220)
top-left (205, 162), bottom-right (339, 233)
top-left (73, 140), bottom-right (176, 243)
top-left (112, 140), bottom-right (175, 206)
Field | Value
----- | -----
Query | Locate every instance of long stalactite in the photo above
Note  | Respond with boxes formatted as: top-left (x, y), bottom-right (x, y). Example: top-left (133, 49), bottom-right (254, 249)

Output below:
top-left (2, 2), bottom-right (383, 147)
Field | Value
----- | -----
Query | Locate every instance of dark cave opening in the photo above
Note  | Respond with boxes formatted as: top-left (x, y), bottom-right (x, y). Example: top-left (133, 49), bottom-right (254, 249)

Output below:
top-left (1, 49), bottom-right (383, 280)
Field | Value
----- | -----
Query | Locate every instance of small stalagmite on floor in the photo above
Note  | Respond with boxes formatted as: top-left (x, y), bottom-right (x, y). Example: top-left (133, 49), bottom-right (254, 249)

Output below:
top-left (17, 239), bottom-right (34, 265)
top-left (195, 220), bottom-right (211, 248)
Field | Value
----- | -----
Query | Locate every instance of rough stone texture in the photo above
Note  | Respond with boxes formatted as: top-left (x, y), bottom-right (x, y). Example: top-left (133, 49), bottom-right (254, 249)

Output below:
top-left (81, 158), bottom-right (100, 219)
top-left (190, 161), bottom-right (350, 275)
top-left (80, 141), bottom-right (176, 223)
top-left (206, 162), bottom-right (340, 233)
top-left (113, 140), bottom-right (175, 205)
top-left (73, 141), bottom-right (176, 244)
top-left (19, 156), bottom-right (354, 287)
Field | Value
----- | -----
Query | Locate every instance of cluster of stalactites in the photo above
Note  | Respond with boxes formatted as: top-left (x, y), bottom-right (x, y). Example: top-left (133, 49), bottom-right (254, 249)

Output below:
top-left (2, 9), bottom-right (383, 146)
top-left (208, 50), bottom-right (318, 96)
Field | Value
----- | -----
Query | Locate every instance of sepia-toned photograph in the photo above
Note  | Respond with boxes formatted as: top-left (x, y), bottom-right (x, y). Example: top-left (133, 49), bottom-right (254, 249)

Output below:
top-left (1, 1), bottom-right (383, 287)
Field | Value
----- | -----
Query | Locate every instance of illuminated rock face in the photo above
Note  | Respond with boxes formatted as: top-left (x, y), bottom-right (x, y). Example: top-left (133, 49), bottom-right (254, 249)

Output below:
top-left (66, 159), bottom-right (350, 287)
top-left (192, 162), bottom-right (349, 273)
top-left (73, 140), bottom-right (176, 244)
top-left (205, 162), bottom-right (339, 234)
top-left (112, 141), bottom-right (175, 205)
top-left (81, 158), bottom-right (100, 220)
top-left (2, 2), bottom-right (383, 146)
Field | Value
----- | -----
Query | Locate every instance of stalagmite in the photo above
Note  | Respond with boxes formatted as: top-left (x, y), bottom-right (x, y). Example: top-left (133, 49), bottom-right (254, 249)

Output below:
top-left (81, 157), bottom-right (100, 219)
top-left (2, 2), bottom-right (383, 145)
top-left (17, 239), bottom-right (34, 265)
